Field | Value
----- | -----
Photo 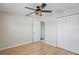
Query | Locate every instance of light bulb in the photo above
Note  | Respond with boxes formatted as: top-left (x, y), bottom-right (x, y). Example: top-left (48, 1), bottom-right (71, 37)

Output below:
top-left (38, 11), bottom-right (42, 16)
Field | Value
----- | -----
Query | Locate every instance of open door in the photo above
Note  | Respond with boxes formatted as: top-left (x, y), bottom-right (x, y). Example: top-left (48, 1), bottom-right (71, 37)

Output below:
top-left (33, 21), bottom-right (41, 42)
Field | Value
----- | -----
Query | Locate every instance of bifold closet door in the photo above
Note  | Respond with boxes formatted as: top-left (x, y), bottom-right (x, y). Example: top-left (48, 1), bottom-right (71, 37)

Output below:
top-left (57, 14), bottom-right (79, 54)
top-left (71, 15), bottom-right (79, 54)
top-left (57, 16), bottom-right (71, 51)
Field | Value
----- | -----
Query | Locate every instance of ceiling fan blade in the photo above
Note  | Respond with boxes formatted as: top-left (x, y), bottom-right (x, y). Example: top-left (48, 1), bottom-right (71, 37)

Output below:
top-left (25, 6), bottom-right (36, 10)
top-left (41, 10), bottom-right (52, 13)
top-left (25, 12), bottom-right (35, 16)
top-left (40, 3), bottom-right (47, 9)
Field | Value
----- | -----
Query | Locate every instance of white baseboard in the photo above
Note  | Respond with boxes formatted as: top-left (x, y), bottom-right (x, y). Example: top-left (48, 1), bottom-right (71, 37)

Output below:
top-left (44, 41), bottom-right (57, 47)
top-left (0, 42), bottom-right (32, 51)
top-left (0, 40), bottom-right (40, 51)
top-left (0, 40), bottom-right (56, 51)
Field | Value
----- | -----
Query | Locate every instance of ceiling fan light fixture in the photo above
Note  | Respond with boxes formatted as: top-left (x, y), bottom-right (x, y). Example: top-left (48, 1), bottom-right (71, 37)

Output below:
top-left (35, 10), bottom-right (42, 16)
top-left (38, 11), bottom-right (42, 16)
top-left (25, 3), bottom-right (52, 16)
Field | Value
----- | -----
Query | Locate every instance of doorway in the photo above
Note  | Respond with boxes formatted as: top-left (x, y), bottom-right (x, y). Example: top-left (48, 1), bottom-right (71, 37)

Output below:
top-left (32, 21), bottom-right (45, 42)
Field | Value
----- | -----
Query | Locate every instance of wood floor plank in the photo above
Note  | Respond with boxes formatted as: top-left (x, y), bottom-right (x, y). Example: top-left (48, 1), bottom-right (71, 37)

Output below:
top-left (0, 41), bottom-right (77, 55)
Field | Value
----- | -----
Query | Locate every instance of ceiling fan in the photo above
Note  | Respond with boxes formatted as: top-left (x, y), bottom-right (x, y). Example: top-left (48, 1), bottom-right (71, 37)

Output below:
top-left (25, 3), bottom-right (52, 16)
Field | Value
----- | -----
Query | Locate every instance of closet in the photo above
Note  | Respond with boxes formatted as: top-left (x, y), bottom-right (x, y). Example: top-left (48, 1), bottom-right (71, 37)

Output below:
top-left (57, 13), bottom-right (79, 54)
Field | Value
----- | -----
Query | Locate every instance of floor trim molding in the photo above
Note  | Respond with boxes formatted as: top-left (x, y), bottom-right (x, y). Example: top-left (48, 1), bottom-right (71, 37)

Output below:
top-left (0, 42), bottom-right (31, 51)
top-left (44, 41), bottom-right (57, 47)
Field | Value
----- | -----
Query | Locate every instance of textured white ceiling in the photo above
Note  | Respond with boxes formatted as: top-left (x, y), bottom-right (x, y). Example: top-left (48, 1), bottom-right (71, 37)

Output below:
top-left (0, 3), bottom-right (79, 15)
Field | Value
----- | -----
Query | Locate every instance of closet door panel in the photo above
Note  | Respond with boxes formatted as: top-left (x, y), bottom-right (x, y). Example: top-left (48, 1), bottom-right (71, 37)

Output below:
top-left (62, 17), bottom-right (71, 50)
top-left (57, 18), bottom-right (65, 48)
top-left (57, 17), bottom-right (71, 50)
top-left (71, 15), bottom-right (79, 54)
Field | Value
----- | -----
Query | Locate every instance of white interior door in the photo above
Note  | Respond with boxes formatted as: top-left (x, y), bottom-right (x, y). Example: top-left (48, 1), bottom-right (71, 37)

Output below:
top-left (57, 16), bottom-right (71, 51)
top-left (33, 21), bottom-right (41, 42)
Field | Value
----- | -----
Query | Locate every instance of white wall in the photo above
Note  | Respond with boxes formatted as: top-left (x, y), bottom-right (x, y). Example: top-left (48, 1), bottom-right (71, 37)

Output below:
top-left (0, 12), bottom-right (33, 50)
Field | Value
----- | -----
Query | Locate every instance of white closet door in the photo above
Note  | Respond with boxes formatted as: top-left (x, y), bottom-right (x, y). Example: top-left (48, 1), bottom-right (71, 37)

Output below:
top-left (57, 17), bottom-right (71, 51)
top-left (57, 14), bottom-right (79, 54)
top-left (71, 15), bottom-right (79, 54)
